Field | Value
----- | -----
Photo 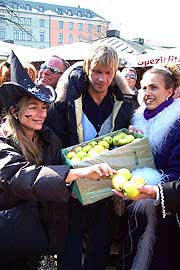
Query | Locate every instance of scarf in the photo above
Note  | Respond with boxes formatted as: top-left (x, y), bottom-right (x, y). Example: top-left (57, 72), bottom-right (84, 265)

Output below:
top-left (144, 97), bottom-right (174, 120)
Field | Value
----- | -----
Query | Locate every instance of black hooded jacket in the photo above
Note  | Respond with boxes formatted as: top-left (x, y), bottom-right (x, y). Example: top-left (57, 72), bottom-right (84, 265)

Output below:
top-left (0, 126), bottom-right (71, 253)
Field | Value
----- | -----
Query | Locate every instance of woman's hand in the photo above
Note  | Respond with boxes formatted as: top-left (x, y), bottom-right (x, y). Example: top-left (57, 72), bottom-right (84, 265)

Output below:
top-left (65, 163), bottom-right (117, 183)
top-left (128, 125), bottom-right (144, 135)
top-left (80, 163), bottom-right (117, 180)
top-left (112, 185), bottom-right (157, 200)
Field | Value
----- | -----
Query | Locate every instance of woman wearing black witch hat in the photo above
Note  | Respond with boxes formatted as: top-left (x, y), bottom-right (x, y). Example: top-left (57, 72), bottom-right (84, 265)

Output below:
top-left (0, 51), bottom-right (116, 270)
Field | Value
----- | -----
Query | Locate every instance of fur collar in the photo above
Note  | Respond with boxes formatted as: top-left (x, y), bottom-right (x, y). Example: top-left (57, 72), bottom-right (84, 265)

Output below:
top-left (55, 61), bottom-right (134, 102)
top-left (132, 99), bottom-right (180, 154)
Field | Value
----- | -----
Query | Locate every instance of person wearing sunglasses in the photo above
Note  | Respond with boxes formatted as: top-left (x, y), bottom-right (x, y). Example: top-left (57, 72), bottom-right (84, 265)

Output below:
top-left (37, 55), bottom-right (70, 89)
top-left (121, 67), bottom-right (138, 96)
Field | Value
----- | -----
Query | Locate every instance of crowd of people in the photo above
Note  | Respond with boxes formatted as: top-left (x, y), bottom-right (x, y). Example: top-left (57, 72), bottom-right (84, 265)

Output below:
top-left (0, 45), bottom-right (180, 270)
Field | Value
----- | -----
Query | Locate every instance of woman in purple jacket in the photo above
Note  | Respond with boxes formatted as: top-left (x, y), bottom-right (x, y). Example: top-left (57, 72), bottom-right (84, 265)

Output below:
top-left (113, 64), bottom-right (180, 270)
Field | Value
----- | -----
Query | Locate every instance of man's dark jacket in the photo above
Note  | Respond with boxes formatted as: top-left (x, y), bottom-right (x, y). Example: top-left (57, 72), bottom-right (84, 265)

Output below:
top-left (45, 65), bottom-right (139, 147)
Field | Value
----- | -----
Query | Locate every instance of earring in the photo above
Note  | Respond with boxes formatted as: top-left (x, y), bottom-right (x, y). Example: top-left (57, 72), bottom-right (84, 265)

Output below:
top-left (166, 96), bottom-right (169, 101)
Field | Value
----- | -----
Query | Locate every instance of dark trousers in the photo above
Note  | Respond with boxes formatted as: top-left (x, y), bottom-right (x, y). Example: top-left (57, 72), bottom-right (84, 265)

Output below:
top-left (117, 201), bottom-right (180, 270)
top-left (0, 256), bottom-right (39, 270)
top-left (59, 196), bottom-right (113, 270)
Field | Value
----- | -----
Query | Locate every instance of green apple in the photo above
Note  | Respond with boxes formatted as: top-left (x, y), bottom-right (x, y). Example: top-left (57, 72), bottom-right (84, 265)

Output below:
top-left (123, 180), bottom-right (140, 199)
top-left (82, 145), bottom-right (92, 153)
top-left (98, 140), bottom-right (110, 149)
top-left (88, 140), bottom-right (98, 147)
top-left (93, 144), bottom-right (105, 153)
top-left (76, 150), bottom-right (87, 159)
top-left (118, 134), bottom-right (135, 146)
top-left (66, 151), bottom-right (76, 160)
top-left (112, 132), bottom-right (127, 146)
top-left (112, 174), bottom-right (128, 191)
top-left (72, 146), bottom-right (83, 153)
top-left (117, 168), bottom-right (132, 181)
top-left (102, 136), bottom-right (113, 145)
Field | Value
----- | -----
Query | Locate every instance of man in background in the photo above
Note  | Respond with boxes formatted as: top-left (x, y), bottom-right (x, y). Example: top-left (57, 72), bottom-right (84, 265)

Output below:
top-left (121, 67), bottom-right (138, 95)
top-left (37, 55), bottom-right (70, 89)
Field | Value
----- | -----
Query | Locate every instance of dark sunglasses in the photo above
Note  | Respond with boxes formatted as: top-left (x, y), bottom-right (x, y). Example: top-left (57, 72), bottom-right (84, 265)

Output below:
top-left (40, 64), bottom-right (63, 75)
top-left (124, 74), bottom-right (136, 80)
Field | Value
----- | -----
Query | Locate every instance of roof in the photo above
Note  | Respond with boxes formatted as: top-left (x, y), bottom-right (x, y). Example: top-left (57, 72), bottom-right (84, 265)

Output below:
top-left (89, 36), bottom-right (157, 55)
top-left (6, 0), bottom-right (108, 21)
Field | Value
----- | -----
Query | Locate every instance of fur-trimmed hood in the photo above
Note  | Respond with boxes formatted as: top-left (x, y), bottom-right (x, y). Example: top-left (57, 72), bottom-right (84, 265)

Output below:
top-left (55, 61), bottom-right (135, 102)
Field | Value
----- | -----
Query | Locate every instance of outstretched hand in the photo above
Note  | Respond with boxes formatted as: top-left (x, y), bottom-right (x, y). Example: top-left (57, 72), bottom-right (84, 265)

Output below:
top-left (112, 185), bottom-right (157, 200)
top-left (81, 163), bottom-right (117, 180)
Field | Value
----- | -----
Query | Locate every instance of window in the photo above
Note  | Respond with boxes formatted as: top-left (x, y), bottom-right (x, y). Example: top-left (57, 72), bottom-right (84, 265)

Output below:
top-left (39, 19), bottom-right (45, 27)
top-left (0, 29), bottom-right (5, 39)
top-left (58, 33), bottom-right (63, 44)
top-left (12, 16), bottom-right (19, 24)
top-left (20, 17), bottom-right (25, 25)
top-left (78, 23), bottom-right (83, 31)
top-left (39, 6), bottom-right (44, 13)
top-left (0, 15), bottom-right (5, 23)
top-left (26, 18), bottom-right (31, 26)
top-left (20, 32), bottom-right (25, 40)
top-left (25, 4), bottom-right (31, 11)
top-left (58, 21), bottom-right (63, 29)
top-left (68, 22), bottom-right (73, 30)
top-left (87, 24), bottom-right (92, 32)
top-left (67, 10), bottom-right (72, 16)
top-left (68, 34), bottom-right (73, 43)
top-left (14, 30), bottom-right (19, 40)
top-left (13, 3), bottom-right (18, 10)
top-left (27, 32), bottom-right (32, 41)
top-left (86, 12), bottom-right (91, 18)
top-left (77, 11), bottom-right (82, 17)
top-left (97, 25), bottom-right (101, 32)
top-left (78, 35), bottom-right (83, 42)
top-left (40, 31), bottom-right (45, 42)
top-left (56, 8), bottom-right (63, 15)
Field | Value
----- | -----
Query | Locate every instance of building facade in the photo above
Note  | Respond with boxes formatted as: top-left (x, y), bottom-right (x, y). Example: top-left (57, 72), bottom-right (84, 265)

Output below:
top-left (0, 0), bottom-right (110, 48)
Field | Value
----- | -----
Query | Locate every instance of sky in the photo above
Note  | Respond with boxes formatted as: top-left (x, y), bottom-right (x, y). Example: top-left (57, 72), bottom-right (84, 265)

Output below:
top-left (33, 0), bottom-right (180, 47)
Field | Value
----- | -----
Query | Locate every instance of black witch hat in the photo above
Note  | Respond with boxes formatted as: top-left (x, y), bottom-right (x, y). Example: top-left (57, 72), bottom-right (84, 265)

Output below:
top-left (0, 51), bottom-right (56, 110)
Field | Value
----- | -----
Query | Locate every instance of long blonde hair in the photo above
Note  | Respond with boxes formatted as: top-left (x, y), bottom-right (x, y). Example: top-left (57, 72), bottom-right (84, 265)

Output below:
top-left (0, 96), bottom-right (43, 164)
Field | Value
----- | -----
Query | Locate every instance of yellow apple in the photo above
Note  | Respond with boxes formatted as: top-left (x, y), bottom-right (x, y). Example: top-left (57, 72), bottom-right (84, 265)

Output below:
top-left (82, 145), bottom-right (92, 153)
top-left (130, 175), bottom-right (145, 185)
top-left (66, 151), bottom-right (76, 160)
top-left (87, 149), bottom-right (99, 158)
top-left (93, 144), bottom-right (105, 153)
top-left (117, 168), bottom-right (132, 181)
top-left (88, 141), bottom-right (98, 147)
top-left (102, 136), bottom-right (113, 145)
top-left (98, 140), bottom-right (110, 149)
top-left (123, 180), bottom-right (140, 199)
top-left (76, 150), bottom-right (87, 159)
top-left (111, 174), bottom-right (128, 191)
